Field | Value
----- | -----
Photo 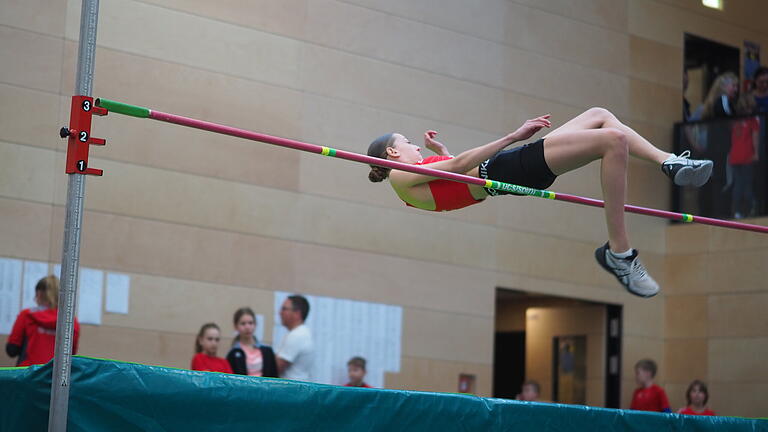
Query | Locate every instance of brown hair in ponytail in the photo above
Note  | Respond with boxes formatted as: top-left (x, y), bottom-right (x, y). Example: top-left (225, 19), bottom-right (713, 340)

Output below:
top-left (367, 133), bottom-right (396, 182)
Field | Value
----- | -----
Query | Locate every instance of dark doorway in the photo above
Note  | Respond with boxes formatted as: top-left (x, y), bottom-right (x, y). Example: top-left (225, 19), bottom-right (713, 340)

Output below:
top-left (493, 331), bottom-right (525, 399)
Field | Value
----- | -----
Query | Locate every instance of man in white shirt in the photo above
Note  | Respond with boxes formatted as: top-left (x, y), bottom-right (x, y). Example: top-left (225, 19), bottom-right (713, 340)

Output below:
top-left (276, 295), bottom-right (314, 381)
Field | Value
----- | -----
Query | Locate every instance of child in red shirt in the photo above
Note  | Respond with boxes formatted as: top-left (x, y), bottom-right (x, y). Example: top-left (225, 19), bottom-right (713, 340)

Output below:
top-left (191, 323), bottom-right (232, 373)
top-left (6, 276), bottom-right (80, 366)
top-left (678, 380), bottom-right (716, 416)
top-left (630, 359), bottom-right (671, 413)
top-left (344, 356), bottom-right (372, 388)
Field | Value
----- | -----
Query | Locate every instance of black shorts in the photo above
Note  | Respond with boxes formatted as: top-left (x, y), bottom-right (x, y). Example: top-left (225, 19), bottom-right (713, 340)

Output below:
top-left (479, 138), bottom-right (557, 196)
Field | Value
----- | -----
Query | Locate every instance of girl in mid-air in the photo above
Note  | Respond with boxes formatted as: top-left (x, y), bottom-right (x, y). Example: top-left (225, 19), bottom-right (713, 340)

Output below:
top-left (367, 108), bottom-right (713, 297)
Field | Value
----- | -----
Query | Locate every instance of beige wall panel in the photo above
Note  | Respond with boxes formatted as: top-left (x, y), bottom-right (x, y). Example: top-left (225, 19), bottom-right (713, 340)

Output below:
top-left (503, 55), bottom-right (630, 120)
top-left (512, 0), bottom-right (628, 32)
top-left (625, 119), bottom-right (674, 154)
top-left (0, 84), bottom-right (61, 151)
top-left (385, 356), bottom-right (492, 396)
top-left (48, 203), bottom-right (494, 317)
top-left (101, 274), bottom-right (276, 342)
top-left (504, 91), bottom-right (585, 130)
top-left (707, 382), bottom-right (766, 418)
top-left (666, 224), bottom-right (711, 255)
top-left (300, 45), bottom-right (506, 134)
top-left (138, 0), bottom-right (309, 40)
top-left (627, 163), bottom-right (672, 210)
top-left (0, 143), bottom-right (57, 204)
top-left (664, 338), bottom-right (708, 384)
top-left (628, 0), bottom-right (758, 49)
top-left (0, 198), bottom-right (53, 261)
top-left (707, 250), bottom-right (768, 293)
top-left (663, 253), bottom-right (711, 295)
top-left (290, 242), bottom-right (495, 318)
top-left (0, 26), bottom-right (63, 93)
top-left (665, 295), bottom-right (707, 339)
top-left (664, 382), bottom-right (688, 412)
top-left (504, 2), bottom-right (629, 76)
top-left (78, 325), bottom-right (194, 369)
top-left (628, 79), bottom-right (681, 127)
top-left (307, 0), bottom-right (508, 90)
top-left (629, 37), bottom-right (682, 89)
top-left (49, 207), bottom-right (299, 293)
top-left (623, 296), bottom-right (665, 339)
top-left (0, 0), bottom-right (68, 37)
top-left (402, 308), bottom-right (493, 364)
top-left (64, 0), bottom-right (303, 89)
top-left (708, 294), bottom-right (768, 338)
top-left (341, 0), bottom-right (509, 44)
top-left (708, 338), bottom-right (768, 382)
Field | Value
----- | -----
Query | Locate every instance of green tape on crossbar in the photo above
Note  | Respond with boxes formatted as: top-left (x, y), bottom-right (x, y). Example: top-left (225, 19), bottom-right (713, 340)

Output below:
top-left (95, 98), bottom-right (150, 118)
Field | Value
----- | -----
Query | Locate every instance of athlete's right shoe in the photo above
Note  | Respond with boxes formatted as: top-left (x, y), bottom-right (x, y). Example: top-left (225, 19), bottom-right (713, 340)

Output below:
top-left (661, 150), bottom-right (713, 187)
top-left (594, 242), bottom-right (660, 298)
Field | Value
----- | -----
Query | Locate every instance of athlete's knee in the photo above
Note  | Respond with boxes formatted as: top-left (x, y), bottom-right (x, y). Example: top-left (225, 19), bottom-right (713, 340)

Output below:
top-left (602, 128), bottom-right (628, 155)
top-left (585, 107), bottom-right (615, 123)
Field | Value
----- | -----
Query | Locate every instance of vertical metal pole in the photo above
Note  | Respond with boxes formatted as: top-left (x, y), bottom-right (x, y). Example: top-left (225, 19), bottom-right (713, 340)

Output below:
top-left (49, 1), bottom-right (99, 431)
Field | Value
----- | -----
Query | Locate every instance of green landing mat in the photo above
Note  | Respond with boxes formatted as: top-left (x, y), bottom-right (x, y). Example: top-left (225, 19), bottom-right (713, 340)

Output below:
top-left (1, 357), bottom-right (765, 431)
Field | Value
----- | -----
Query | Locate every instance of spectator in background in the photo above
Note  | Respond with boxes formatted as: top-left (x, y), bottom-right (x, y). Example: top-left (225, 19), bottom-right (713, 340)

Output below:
top-left (515, 380), bottom-right (541, 402)
top-left (630, 359), bottom-right (671, 413)
top-left (344, 356), bottom-right (372, 388)
top-left (276, 295), bottom-right (314, 381)
top-left (750, 66), bottom-right (768, 114)
top-left (226, 307), bottom-right (277, 377)
top-left (701, 72), bottom-right (739, 120)
top-left (191, 323), bottom-right (232, 373)
top-left (725, 96), bottom-right (760, 219)
top-left (678, 380), bottom-right (716, 416)
top-left (5, 276), bottom-right (80, 366)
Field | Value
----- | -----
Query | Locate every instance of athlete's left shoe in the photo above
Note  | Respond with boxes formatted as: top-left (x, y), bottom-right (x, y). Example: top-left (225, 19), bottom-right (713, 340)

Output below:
top-left (661, 150), bottom-right (713, 187)
top-left (594, 242), bottom-right (660, 298)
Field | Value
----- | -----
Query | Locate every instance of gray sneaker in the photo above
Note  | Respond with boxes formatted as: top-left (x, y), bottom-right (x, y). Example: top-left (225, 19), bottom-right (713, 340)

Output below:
top-left (661, 150), bottom-right (713, 187)
top-left (594, 242), bottom-right (660, 298)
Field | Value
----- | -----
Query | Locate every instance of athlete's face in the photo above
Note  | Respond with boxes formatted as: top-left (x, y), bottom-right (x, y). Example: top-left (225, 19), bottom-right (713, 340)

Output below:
top-left (387, 134), bottom-right (423, 164)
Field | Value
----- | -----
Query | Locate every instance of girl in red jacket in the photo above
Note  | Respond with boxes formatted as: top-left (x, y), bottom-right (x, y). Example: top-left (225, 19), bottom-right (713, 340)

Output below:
top-left (191, 323), bottom-right (232, 373)
top-left (6, 275), bottom-right (80, 366)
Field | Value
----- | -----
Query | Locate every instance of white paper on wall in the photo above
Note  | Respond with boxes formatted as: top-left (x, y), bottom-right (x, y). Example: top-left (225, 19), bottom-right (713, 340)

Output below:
top-left (22, 261), bottom-right (49, 310)
top-left (0, 258), bottom-right (22, 335)
top-left (105, 273), bottom-right (130, 314)
top-left (77, 268), bottom-right (103, 325)
top-left (273, 291), bottom-right (403, 388)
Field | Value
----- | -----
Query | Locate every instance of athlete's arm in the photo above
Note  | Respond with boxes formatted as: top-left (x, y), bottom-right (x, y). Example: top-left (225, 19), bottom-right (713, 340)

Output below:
top-left (424, 130), bottom-right (451, 156)
top-left (390, 115), bottom-right (551, 188)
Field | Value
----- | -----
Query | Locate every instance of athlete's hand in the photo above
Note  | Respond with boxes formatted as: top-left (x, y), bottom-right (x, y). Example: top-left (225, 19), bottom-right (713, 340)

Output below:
top-left (424, 130), bottom-right (450, 156)
top-left (509, 115), bottom-right (551, 141)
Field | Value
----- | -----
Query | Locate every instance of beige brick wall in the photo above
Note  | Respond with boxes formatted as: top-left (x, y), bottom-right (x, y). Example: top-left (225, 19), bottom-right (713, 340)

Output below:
top-left (1, 0), bottom-right (766, 416)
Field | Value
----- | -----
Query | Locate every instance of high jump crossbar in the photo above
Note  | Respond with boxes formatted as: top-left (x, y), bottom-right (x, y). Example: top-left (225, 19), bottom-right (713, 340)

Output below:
top-left (91, 98), bottom-right (768, 234)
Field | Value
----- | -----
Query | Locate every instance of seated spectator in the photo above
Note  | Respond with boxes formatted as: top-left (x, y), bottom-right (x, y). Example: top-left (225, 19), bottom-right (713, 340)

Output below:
top-left (191, 323), bottom-right (232, 373)
top-left (515, 380), bottom-right (540, 402)
top-left (5, 276), bottom-right (80, 366)
top-left (630, 358), bottom-right (671, 413)
top-left (226, 307), bottom-right (277, 377)
top-left (344, 356), bottom-right (372, 388)
top-left (678, 380), bottom-right (716, 416)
